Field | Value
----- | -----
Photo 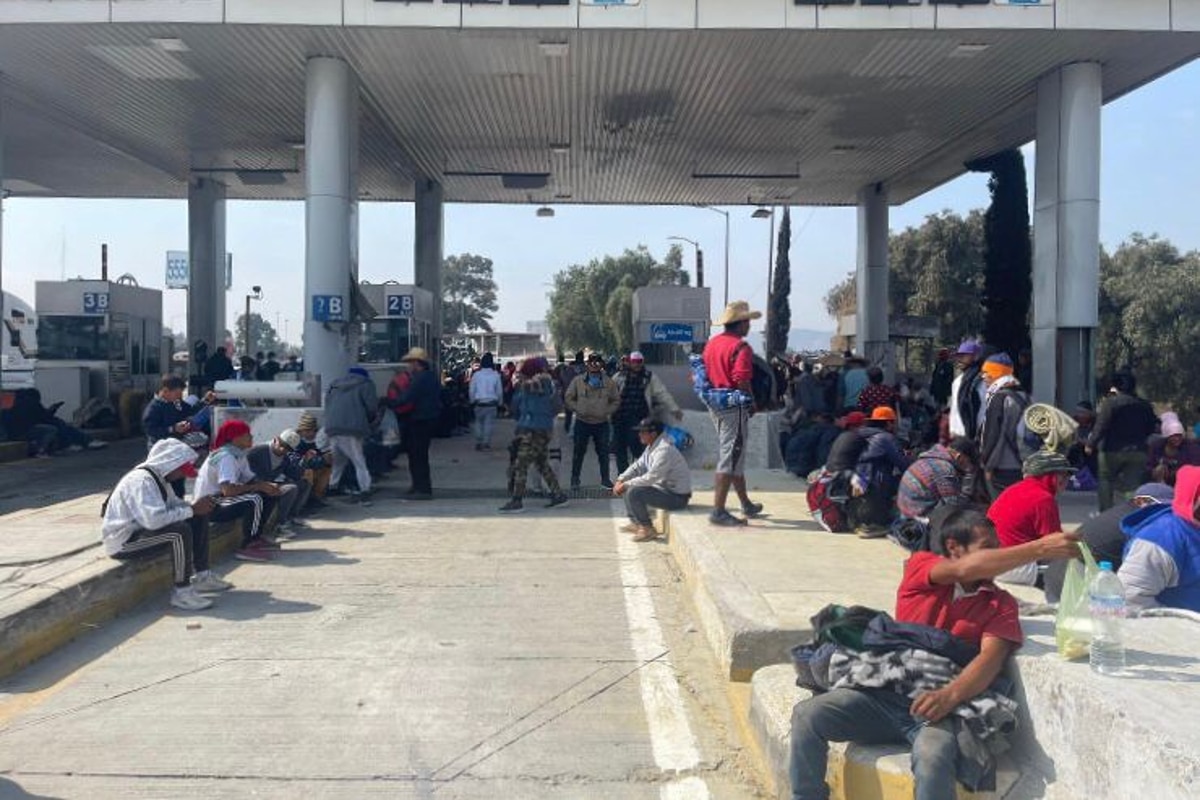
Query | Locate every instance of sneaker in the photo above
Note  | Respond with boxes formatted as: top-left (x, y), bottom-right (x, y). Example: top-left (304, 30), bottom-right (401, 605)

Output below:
top-left (86, 440), bottom-right (108, 450)
top-left (619, 522), bottom-right (640, 534)
top-left (709, 508), bottom-right (747, 527)
top-left (288, 518), bottom-right (311, 529)
top-left (600, 480), bottom-right (614, 490)
top-left (741, 501), bottom-right (764, 518)
top-left (256, 535), bottom-right (283, 550)
top-left (632, 526), bottom-right (661, 543)
top-left (66, 444), bottom-right (84, 453)
top-left (499, 498), bottom-right (525, 513)
top-left (545, 493), bottom-right (569, 509)
top-left (273, 524), bottom-right (297, 541)
top-left (855, 525), bottom-right (889, 540)
top-left (192, 571), bottom-right (233, 593)
top-left (234, 546), bottom-right (272, 562)
top-left (570, 480), bottom-right (582, 490)
top-left (170, 586), bottom-right (213, 611)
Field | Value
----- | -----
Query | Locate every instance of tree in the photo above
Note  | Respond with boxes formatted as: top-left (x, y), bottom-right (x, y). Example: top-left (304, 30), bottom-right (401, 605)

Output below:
top-left (768, 207), bottom-right (792, 357)
top-left (967, 150), bottom-right (1032, 358)
top-left (546, 245), bottom-right (688, 353)
top-left (442, 253), bottom-right (500, 335)
top-left (824, 272), bottom-right (857, 320)
top-left (234, 312), bottom-right (283, 356)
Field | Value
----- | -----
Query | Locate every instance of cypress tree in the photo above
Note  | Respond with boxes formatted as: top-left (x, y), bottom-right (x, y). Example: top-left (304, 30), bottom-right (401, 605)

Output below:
top-left (768, 207), bottom-right (792, 356)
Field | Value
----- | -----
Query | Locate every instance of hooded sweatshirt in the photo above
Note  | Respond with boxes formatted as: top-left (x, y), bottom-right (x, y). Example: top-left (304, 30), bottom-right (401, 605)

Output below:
top-left (100, 439), bottom-right (196, 554)
top-left (324, 372), bottom-right (378, 437)
top-left (1120, 465), bottom-right (1200, 610)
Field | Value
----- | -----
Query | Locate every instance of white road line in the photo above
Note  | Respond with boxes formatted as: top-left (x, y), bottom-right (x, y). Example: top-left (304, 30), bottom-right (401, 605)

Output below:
top-left (611, 502), bottom-right (711, 800)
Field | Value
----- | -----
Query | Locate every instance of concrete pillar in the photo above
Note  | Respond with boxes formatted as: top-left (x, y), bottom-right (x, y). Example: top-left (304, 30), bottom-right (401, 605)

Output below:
top-left (856, 183), bottom-right (890, 373)
top-left (304, 56), bottom-right (359, 384)
top-left (187, 177), bottom-right (226, 371)
top-left (414, 177), bottom-right (444, 364)
top-left (1033, 62), bottom-right (1102, 407)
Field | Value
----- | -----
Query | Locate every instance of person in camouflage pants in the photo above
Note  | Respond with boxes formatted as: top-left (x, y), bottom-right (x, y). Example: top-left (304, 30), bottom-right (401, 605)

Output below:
top-left (499, 358), bottom-right (570, 513)
top-left (507, 430), bottom-right (561, 499)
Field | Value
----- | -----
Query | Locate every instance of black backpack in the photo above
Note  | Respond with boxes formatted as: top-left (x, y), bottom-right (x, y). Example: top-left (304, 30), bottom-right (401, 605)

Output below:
top-left (101, 466), bottom-right (168, 517)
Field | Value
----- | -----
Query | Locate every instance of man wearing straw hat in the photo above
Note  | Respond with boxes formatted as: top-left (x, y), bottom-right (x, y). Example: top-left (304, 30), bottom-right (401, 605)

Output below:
top-left (702, 301), bottom-right (765, 526)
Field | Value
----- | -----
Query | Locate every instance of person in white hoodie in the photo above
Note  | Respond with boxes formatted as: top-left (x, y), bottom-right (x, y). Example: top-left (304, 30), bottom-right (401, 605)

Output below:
top-left (101, 438), bottom-right (232, 611)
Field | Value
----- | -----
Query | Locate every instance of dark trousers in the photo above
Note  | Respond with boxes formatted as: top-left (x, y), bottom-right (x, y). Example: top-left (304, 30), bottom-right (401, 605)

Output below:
top-left (113, 518), bottom-right (208, 587)
top-left (571, 420), bottom-right (611, 484)
top-left (210, 493), bottom-right (273, 545)
top-left (611, 420), bottom-right (646, 475)
top-left (1098, 450), bottom-right (1146, 511)
top-left (623, 486), bottom-right (690, 526)
top-left (406, 422), bottom-right (434, 494)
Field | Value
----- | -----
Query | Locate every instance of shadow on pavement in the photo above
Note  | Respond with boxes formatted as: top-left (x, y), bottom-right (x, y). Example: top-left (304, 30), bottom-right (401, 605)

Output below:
top-left (192, 589), bottom-right (321, 621)
top-left (293, 528), bottom-right (385, 541)
top-left (0, 439), bottom-right (145, 516)
top-left (265, 550), bottom-right (360, 568)
top-left (0, 777), bottom-right (64, 799)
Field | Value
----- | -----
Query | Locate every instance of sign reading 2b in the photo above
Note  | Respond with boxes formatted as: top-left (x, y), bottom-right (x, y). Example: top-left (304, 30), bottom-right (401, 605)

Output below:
top-left (385, 294), bottom-right (414, 317)
top-left (312, 294), bottom-right (346, 323)
top-left (82, 292), bottom-right (110, 315)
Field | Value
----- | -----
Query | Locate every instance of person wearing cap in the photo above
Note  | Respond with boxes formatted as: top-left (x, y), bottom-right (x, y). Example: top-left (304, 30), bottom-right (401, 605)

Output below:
top-left (848, 406), bottom-right (912, 536)
top-left (565, 352), bottom-right (620, 489)
top-left (469, 352), bottom-right (504, 451)
top-left (392, 348), bottom-right (442, 500)
top-left (500, 358), bottom-right (570, 513)
top-left (613, 417), bottom-right (692, 542)
top-left (195, 419), bottom-right (285, 562)
top-left (612, 350), bottom-right (683, 476)
top-left (949, 340), bottom-right (985, 440)
top-left (985, 451), bottom-right (1076, 585)
top-left (1042, 482), bottom-right (1174, 603)
top-left (324, 365), bottom-right (380, 502)
top-left (703, 301), bottom-right (765, 526)
top-left (978, 352), bottom-right (1031, 499)
top-left (101, 438), bottom-right (230, 611)
top-left (1086, 372), bottom-right (1157, 510)
top-left (247, 429), bottom-right (311, 535)
top-left (294, 411), bottom-right (333, 506)
top-left (897, 436), bottom-right (981, 522)
top-left (1146, 411), bottom-right (1200, 486)
top-left (1117, 465), bottom-right (1200, 611)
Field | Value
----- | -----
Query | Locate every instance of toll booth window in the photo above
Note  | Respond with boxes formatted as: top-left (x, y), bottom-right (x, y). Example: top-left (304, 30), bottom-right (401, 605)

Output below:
top-left (37, 316), bottom-right (110, 360)
top-left (363, 319), bottom-right (410, 363)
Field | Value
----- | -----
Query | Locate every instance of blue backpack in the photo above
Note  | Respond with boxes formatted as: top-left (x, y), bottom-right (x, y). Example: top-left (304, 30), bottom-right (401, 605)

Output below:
top-left (689, 345), bottom-right (754, 410)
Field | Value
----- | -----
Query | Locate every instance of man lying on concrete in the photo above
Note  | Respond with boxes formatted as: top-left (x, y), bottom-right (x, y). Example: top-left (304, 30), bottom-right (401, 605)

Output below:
top-left (612, 417), bottom-right (692, 543)
top-left (247, 428), bottom-right (310, 538)
top-left (1118, 464), bottom-right (1200, 612)
top-left (789, 507), bottom-right (1080, 800)
top-left (101, 438), bottom-right (232, 611)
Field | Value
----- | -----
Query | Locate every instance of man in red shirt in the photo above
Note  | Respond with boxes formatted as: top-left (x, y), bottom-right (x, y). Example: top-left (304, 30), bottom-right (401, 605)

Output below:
top-left (703, 301), bottom-right (764, 526)
top-left (789, 507), bottom-right (1079, 800)
top-left (986, 450), bottom-right (1076, 585)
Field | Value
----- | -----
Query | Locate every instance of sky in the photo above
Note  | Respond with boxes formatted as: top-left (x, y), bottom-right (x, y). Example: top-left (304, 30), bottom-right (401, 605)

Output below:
top-left (4, 58), bottom-right (1200, 348)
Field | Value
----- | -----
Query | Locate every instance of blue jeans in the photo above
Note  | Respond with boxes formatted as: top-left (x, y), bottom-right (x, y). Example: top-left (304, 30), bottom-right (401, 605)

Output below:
top-left (789, 688), bottom-right (957, 800)
top-left (623, 485), bottom-right (690, 526)
top-left (473, 404), bottom-right (498, 446)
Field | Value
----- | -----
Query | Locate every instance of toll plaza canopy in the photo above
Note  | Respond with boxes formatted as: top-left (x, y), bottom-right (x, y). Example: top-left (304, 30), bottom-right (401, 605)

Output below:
top-left (1, 0), bottom-right (1199, 406)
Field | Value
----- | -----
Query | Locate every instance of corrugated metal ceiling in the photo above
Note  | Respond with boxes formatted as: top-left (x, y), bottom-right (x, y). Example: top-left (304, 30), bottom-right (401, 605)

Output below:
top-left (0, 24), bottom-right (1196, 205)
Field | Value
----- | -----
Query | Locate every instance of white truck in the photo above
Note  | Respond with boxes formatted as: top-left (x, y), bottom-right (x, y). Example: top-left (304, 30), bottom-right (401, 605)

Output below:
top-left (1, 291), bottom-right (37, 390)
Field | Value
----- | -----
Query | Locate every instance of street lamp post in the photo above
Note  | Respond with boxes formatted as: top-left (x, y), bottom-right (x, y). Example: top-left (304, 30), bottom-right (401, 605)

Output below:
top-left (667, 235), bottom-right (703, 288)
top-left (696, 206), bottom-right (730, 307)
top-left (244, 285), bottom-right (263, 359)
top-left (753, 206), bottom-right (776, 353)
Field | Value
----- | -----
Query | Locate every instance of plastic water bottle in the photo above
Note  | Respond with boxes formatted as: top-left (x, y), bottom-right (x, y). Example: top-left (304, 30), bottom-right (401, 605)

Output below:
top-left (1088, 561), bottom-right (1127, 676)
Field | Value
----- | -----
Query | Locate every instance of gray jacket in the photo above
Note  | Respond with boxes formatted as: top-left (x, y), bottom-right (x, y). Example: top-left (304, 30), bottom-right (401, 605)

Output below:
top-left (324, 373), bottom-right (377, 437)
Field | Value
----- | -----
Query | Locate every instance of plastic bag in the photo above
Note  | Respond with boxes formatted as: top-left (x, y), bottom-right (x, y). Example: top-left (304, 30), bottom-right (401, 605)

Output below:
top-left (1055, 542), bottom-right (1100, 661)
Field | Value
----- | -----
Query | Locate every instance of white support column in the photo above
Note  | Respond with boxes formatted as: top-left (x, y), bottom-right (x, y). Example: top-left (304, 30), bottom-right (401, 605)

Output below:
top-left (304, 56), bottom-right (359, 384)
top-left (1033, 62), bottom-right (1102, 407)
top-left (187, 177), bottom-right (226, 377)
top-left (856, 183), bottom-right (890, 374)
top-left (414, 177), bottom-right (444, 363)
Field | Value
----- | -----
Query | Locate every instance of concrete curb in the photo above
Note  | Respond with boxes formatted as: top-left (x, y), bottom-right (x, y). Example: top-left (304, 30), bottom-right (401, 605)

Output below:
top-left (0, 523), bottom-right (242, 681)
top-left (664, 508), bottom-right (808, 682)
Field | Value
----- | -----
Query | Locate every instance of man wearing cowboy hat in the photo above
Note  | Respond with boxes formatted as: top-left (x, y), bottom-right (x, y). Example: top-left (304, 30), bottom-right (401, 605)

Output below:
top-left (393, 347), bottom-right (442, 500)
top-left (703, 300), bottom-right (765, 526)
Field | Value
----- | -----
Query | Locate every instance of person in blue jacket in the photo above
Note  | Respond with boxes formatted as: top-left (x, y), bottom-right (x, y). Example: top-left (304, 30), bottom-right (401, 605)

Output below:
top-left (500, 358), bottom-right (569, 513)
top-left (1119, 464), bottom-right (1200, 611)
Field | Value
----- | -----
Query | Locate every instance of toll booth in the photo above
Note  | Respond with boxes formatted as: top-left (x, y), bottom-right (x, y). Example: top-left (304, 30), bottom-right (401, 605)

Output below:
top-left (356, 282), bottom-right (434, 391)
top-left (631, 285), bottom-right (712, 363)
top-left (35, 278), bottom-right (163, 414)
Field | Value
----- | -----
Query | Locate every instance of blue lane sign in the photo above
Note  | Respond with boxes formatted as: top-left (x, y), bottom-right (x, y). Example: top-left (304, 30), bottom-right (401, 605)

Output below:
top-left (312, 294), bottom-right (345, 322)
top-left (386, 294), bottom-right (414, 317)
top-left (650, 323), bottom-right (695, 343)
top-left (82, 292), bottom-right (110, 314)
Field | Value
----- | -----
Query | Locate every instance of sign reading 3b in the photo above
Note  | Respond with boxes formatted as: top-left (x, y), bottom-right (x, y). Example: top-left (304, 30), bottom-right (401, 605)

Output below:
top-left (312, 294), bottom-right (346, 323)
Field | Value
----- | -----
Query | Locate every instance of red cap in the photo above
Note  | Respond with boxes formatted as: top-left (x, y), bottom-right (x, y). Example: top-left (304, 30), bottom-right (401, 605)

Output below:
top-left (841, 411), bottom-right (867, 428)
top-left (213, 419), bottom-right (252, 449)
top-left (178, 462), bottom-right (199, 478)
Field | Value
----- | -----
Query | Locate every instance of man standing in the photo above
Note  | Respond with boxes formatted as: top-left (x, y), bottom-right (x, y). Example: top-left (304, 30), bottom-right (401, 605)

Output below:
top-left (469, 352), bottom-right (503, 451)
top-left (929, 348), bottom-right (955, 408)
top-left (324, 366), bottom-right (378, 502)
top-left (394, 348), bottom-right (442, 500)
top-left (564, 352), bottom-right (620, 489)
top-left (949, 340), bottom-right (985, 440)
top-left (612, 351), bottom-right (683, 474)
top-left (703, 301), bottom-right (764, 527)
top-left (978, 353), bottom-right (1031, 499)
top-left (1087, 372), bottom-right (1157, 511)
top-left (613, 418), bottom-right (692, 542)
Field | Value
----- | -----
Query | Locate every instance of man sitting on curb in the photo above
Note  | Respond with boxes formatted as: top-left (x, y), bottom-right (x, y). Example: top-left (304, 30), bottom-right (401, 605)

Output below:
top-left (101, 438), bottom-right (232, 611)
top-left (897, 436), bottom-right (980, 522)
top-left (986, 451), bottom-right (1077, 586)
top-left (612, 417), bottom-right (693, 542)
top-left (789, 507), bottom-right (1080, 800)
top-left (1118, 465), bottom-right (1200, 611)
top-left (247, 428), bottom-right (310, 537)
top-left (195, 419), bottom-right (284, 563)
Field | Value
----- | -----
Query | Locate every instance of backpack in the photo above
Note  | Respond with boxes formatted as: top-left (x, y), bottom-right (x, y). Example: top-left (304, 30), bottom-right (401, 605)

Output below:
top-left (689, 343), bottom-right (755, 410)
top-left (101, 466), bottom-right (168, 517)
top-left (1002, 388), bottom-right (1042, 460)
top-left (806, 472), bottom-right (850, 533)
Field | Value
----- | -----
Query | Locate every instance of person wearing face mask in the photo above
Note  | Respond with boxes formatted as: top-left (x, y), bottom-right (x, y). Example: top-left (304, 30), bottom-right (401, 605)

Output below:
top-left (985, 451), bottom-right (1077, 586)
top-left (564, 352), bottom-right (620, 489)
top-left (193, 419), bottom-right (283, 563)
top-left (612, 350), bottom-right (683, 475)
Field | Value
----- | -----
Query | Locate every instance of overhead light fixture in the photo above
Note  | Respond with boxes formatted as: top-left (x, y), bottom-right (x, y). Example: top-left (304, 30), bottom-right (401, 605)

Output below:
top-left (751, 207), bottom-right (772, 219)
top-left (285, 139), bottom-right (306, 151)
top-left (832, 145), bottom-right (856, 155)
top-left (150, 37), bottom-right (189, 52)
top-left (536, 206), bottom-right (555, 218)
top-left (538, 42), bottom-right (569, 58)
top-left (952, 43), bottom-right (991, 57)
top-left (549, 143), bottom-right (571, 155)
